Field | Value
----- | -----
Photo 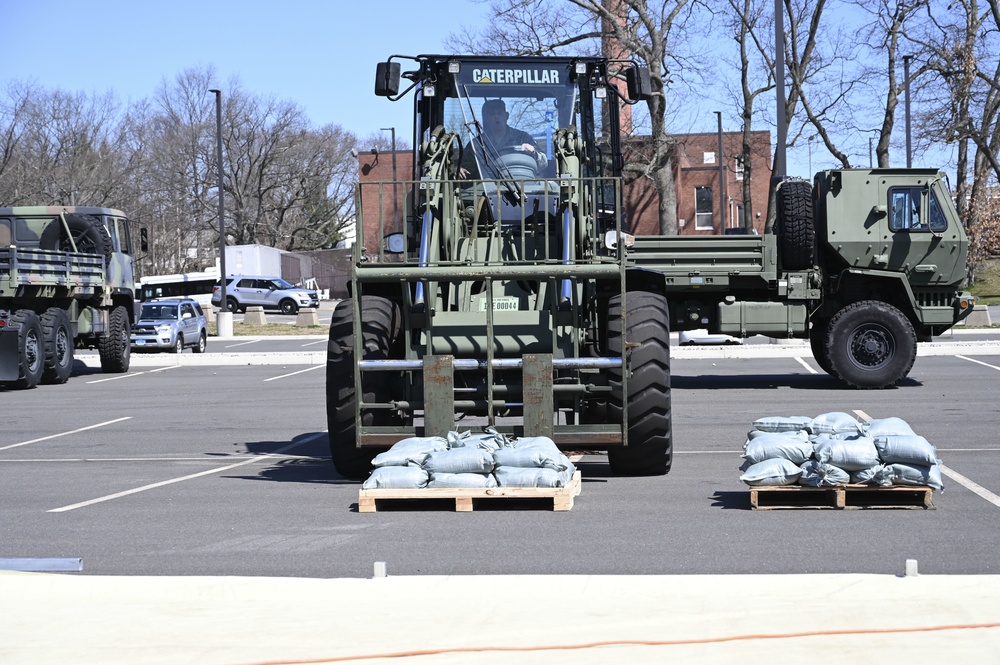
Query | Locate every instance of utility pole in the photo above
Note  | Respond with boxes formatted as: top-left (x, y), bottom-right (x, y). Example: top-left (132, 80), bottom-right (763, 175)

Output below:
top-left (903, 55), bottom-right (913, 168)
top-left (715, 111), bottom-right (726, 230)
top-left (209, 88), bottom-right (232, 337)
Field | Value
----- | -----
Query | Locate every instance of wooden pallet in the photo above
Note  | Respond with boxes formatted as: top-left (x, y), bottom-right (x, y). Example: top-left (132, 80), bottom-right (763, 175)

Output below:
top-left (358, 471), bottom-right (582, 513)
top-left (749, 484), bottom-right (935, 510)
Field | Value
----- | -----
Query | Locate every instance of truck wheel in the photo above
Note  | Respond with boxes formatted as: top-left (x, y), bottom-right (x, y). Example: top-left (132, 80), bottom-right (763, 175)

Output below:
top-left (39, 214), bottom-right (113, 265)
top-left (193, 331), bottom-right (207, 353)
top-left (809, 320), bottom-right (834, 377)
top-left (40, 307), bottom-right (74, 384)
top-left (99, 305), bottom-right (131, 373)
top-left (226, 297), bottom-right (240, 313)
top-left (9, 310), bottom-right (44, 389)
top-left (279, 299), bottom-right (298, 315)
top-left (326, 297), bottom-right (400, 480)
top-left (606, 291), bottom-right (672, 476)
top-left (826, 300), bottom-right (916, 389)
top-left (777, 179), bottom-right (815, 271)
top-left (170, 334), bottom-right (184, 354)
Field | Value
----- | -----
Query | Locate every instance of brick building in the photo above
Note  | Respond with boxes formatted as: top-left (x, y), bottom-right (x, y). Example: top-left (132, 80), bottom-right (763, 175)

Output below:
top-left (355, 129), bottom-right (773, 251)
top-left (624, 130), bottom-right (773, 236)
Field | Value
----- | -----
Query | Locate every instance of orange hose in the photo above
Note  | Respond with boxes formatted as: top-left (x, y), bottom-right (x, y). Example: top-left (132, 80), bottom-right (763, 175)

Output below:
top-left (242, 620), bottom-right (1000, 664)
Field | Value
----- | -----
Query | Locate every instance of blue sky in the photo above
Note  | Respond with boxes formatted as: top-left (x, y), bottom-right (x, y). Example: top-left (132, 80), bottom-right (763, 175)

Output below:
top-left (1, 0), bottom-right (487, 143)
top-left (2, 0), bottom-right (946, 178)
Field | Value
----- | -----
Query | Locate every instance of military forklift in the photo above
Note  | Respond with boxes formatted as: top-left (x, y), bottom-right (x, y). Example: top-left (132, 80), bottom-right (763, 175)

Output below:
top-left (327, 54), bottom-right (671, 479)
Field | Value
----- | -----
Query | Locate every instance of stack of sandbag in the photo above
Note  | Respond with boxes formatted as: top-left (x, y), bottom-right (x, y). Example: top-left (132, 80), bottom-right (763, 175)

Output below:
top-left (739, 412), bottom-right (943, 490)
top-left (361, 428), bottom-right (576, 490)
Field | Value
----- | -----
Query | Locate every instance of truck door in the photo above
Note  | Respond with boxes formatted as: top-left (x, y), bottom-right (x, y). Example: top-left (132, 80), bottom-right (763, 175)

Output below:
top-left (883, 182), bottom-right (963, 287)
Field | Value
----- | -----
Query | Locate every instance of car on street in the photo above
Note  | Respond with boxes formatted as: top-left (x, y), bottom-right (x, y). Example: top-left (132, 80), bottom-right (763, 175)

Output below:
top-left (131, 298), bottom-right (208, 354)
top-left (211, 275), bottom-right (320, 314)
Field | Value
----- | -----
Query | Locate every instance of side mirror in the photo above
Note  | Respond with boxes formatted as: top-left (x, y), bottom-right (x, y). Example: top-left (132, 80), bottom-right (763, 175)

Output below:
top-left (139, 227), bottom-right (149, 253)
top-left (625, 66), bottom-right (652, 101)
top-left (375, 62), bottom-right (401, 97)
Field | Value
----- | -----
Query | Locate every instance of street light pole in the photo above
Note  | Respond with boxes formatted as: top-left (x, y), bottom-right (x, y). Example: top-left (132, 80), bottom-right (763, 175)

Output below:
top-left (209, 88), bottom-right (232, 337)
top-left (903, 55), bottom-right (913, 168)
top-left (773, 0), bottom-right (787, 179)
top-left (715, 111), bottom-right (726, 231)
top-left (380, 127), bottom-right (398, 231)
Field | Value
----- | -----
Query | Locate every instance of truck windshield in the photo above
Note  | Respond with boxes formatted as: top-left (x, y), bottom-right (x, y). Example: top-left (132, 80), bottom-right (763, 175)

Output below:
top-left (444, 62), bottom-right (584, 180)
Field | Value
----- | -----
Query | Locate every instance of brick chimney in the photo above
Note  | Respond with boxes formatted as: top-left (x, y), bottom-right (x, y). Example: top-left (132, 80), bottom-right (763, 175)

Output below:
top-left (602, 0), bottom-right (633, 135)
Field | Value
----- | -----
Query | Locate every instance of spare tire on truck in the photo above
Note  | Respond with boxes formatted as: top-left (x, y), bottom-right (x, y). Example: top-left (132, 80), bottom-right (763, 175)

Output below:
top-left (39, 214), bottom-right (113, 264)
top-left (776, 179), bottom-right (815, 271)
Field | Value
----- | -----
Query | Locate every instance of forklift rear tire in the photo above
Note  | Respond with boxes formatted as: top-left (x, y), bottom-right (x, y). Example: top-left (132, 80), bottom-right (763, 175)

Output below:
top-left (326, 296), bottom-right (401, 480)
top-left (606, 291), bottom-right (672, 476)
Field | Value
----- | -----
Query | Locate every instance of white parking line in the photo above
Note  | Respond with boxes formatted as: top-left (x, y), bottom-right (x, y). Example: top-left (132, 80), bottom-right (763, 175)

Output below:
top-left (263, 365), bottom-right (324, 381)
top-left (794, 357), bottom-right (818, 374)
top-left (300, 339), bottom-right (326, 347)
top-left (87, 366), bottom-right (178, 383)
top-left (853, 409), bottom-right (1000, 509)
top-left (0, 417), bottom-right (132, 452)
top-left (939, 464), bottom-right (1000, 509)
top-left (224, 339), bottom-right (261, 348)
top-left (956, 355), bottom-right (1000, 372)
top-left (47, 432), bottom-right (327, 513)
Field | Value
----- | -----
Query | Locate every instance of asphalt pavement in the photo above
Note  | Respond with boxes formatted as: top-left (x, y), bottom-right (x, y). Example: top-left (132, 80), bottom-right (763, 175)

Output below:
top-left (7, 303), bottom-right (1000, 665)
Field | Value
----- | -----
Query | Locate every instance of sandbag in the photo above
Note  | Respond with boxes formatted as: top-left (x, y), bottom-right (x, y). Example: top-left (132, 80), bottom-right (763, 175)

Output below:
top-left (850, 465), bottom-right (894, 487)
top-left (752, 416), bottom-right (812, 433)
top-left (798, 460), bottom-right (850, 487)
top-left (874, 435), bottom-right (938, 466)
top-left (739, 458), bottom-right (802, 486)
top-left (742, 431), bottom-right (813, 465)
top-left (422, 447), bottom-right (496, 474)
top-left (372, 436), bottom-right (449, 467)
top-left (361, 466), bottom-right (429, 490)
top-left (446, 428), bottom-right (510, 451)
top-left (427, 472), bottom-right (498, 489)
top-left (494, 447), bottom-right (572, 471)
top-left (890, 463), bottom-right (944, 490)
top-left (494, 466), bottom-right (572, 488)
top-left (864, 417), bottom-right (916, 438)
top-left (812, 435), bottom-right (881, 471)
top-left (809, 412), bottom-right (864, 436)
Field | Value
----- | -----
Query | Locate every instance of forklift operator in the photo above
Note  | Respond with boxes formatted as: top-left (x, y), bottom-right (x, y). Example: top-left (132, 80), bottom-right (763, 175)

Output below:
top-left (459, 99), bottom-right (548, 178)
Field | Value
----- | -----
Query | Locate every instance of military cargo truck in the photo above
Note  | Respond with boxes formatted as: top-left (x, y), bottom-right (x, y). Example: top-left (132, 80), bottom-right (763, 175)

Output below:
top-left (0, 206), bottom-right (145, 389)
top-left (623, 169), bottom-right (975, 388)
top-left (326, 53), bottom-right (974, 480)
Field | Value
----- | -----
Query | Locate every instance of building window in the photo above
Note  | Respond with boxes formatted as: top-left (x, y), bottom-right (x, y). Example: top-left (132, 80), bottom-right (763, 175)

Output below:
top-left (703, 151), bottom-right (716, 164)
top-left (735, 155), bottom-right (745, 181)
top-left (695, 186), bottom-right (714, 230)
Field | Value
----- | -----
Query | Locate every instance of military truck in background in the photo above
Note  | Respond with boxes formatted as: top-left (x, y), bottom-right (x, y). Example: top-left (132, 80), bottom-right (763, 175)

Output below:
top-left (326, 53), bottom-right (975, 480)
top-left (0, 206), bottom-right (145, 389)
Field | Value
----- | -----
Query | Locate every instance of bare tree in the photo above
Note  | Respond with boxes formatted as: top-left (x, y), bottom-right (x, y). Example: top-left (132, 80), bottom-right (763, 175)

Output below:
top-left (723, 0), bottom-right (776, 227)
top-left (909, 0), bottom-right (1000, 281)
